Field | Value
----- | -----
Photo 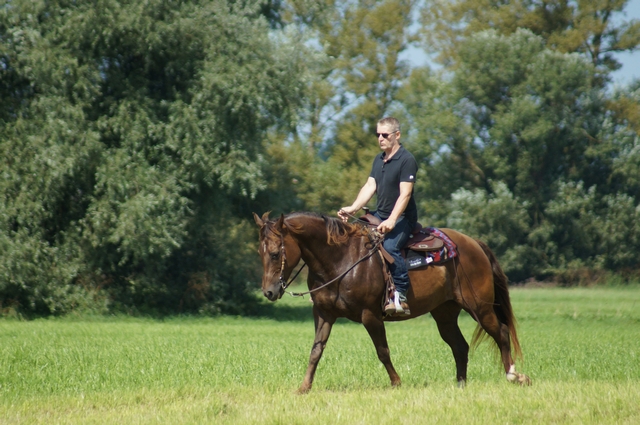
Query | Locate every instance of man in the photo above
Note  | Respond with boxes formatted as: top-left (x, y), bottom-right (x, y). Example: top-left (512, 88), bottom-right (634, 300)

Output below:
top-left (338, 117), bottom-right (418, 316)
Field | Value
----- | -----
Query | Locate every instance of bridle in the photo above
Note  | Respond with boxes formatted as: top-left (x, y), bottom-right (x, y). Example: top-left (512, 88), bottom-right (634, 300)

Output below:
top-left (270, 220), bottom-right (383, 298)
top-left (275, 231), bottom-right (306, 293)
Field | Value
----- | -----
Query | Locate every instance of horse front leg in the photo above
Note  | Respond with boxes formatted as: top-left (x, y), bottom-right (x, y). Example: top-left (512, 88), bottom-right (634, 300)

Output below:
top-left (298, 306), bottom-right (335, 394)
top-left (362, 310), bottom-right (401, 387)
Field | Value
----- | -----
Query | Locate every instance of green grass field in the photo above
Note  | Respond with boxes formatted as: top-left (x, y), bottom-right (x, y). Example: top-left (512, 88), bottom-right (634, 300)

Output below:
top-left (1, 286), bottom-right (639, 424)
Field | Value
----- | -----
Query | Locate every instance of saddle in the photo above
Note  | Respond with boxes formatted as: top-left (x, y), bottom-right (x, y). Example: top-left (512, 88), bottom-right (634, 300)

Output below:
top-left (359, 212), bottom-right (452, 315)
top-left (358, 213), bottom-right (444, 252)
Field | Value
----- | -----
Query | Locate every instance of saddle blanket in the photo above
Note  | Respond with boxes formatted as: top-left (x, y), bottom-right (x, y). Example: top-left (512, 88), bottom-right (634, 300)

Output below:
top-left (405, 227), bottom-right (458, 270)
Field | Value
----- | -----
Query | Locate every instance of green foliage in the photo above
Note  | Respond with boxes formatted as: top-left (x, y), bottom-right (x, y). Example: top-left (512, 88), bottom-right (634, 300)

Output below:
top-left (454, 30), bottom-right (602, 206)
top-left (2, 0), bottom-right (640, 317)
top-left (0, 0), bottom-right (307, 315)
top-left (272, 0), bottom-right (415, 214)
top-left (400, 28), bottom-right (640, 280)
top-left (447, 182), bottom-right (537, 280)
top-left (608, 83), bottom-right (640, 195)
top-left (598, 192), bottom-right (640, 270)
top-left (420, 0), bottom-right (640, 76)
top-left (398, 67), bottom-right (484, 225)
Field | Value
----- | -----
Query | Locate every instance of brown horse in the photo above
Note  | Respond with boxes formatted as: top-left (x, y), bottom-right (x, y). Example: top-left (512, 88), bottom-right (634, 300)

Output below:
top-left (253, 211), bottom-right (530, 393)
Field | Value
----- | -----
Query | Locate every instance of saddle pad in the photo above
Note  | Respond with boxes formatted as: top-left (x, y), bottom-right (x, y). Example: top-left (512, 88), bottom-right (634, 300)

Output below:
top-left (406, 249), bottom-right (443, 269)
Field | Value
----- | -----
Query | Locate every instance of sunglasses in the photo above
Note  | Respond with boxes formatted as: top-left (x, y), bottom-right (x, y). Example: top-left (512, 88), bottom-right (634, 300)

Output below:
top-left (376, 131), bottom-right (398, 139)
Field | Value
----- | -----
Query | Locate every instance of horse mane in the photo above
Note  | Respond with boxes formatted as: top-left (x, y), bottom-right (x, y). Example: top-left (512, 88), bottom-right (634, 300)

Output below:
top-left (285, 212), bottom-right (364, 246)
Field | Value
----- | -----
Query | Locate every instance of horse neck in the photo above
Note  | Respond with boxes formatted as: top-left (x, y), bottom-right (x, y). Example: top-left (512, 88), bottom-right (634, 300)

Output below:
top-left (285, 214), bottom-right (355, 268)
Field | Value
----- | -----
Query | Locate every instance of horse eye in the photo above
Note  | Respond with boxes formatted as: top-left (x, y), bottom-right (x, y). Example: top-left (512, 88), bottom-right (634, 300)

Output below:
top-left (270, 252), bottom-right (279, 261)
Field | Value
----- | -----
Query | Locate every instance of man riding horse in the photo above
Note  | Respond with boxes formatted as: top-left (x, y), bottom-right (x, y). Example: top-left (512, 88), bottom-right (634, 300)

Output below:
top-left (253, 117), bottom-right (531, 392)
top-left (338, 116), bottom-right (417, 316)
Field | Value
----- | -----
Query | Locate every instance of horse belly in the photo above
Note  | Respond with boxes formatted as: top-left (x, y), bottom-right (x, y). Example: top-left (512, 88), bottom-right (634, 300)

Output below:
top-left (406, 265), bottom-right (452, 315)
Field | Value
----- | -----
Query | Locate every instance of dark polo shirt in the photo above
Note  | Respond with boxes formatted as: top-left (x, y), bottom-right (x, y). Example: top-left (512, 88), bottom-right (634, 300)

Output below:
top-left (369, 146), bottom-right (418, 223)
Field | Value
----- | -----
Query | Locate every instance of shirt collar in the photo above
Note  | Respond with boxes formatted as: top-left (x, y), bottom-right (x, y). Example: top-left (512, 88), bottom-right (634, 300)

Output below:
top-left (382, 145), bottom-right (404, 161)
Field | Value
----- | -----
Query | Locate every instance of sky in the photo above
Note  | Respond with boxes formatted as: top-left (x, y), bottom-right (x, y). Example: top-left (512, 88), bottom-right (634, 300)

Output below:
top-left (402, 1), bottom-right (640, 88)
top-left (611, 0), bottom-right (640, 86)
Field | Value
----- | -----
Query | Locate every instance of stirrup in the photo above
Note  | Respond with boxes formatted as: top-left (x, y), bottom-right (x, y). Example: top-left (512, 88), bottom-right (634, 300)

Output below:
top-left (385, 291), bottom-right (411, 316)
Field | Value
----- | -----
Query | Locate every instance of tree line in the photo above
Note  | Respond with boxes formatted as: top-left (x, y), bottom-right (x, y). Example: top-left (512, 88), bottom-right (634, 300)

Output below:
top-left (1, 0), bottom-right (639, 316)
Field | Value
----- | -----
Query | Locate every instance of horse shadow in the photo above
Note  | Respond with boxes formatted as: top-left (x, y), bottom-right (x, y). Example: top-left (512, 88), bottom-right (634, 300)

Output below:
top-left (248, 296), bottom-right (314, 322)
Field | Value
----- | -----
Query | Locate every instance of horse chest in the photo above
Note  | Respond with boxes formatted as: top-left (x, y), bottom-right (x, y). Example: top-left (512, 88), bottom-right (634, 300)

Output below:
top-left (311, 292), bottom-right (338, 309)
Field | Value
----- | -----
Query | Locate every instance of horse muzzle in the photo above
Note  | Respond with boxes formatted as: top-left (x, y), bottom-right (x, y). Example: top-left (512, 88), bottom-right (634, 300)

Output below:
top-left (263, 284), bottom-right (284, 302)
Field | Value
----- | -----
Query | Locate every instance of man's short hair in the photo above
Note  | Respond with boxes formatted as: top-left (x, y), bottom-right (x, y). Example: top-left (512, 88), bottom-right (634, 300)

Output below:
top-left (378, 117), bottom-right (400, 133)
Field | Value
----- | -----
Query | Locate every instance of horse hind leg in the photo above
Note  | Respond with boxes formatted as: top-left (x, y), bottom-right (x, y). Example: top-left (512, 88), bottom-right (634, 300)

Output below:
top-left (431, 302), bottom-right (469, 388)
top-left (361, 310), bottom-right (401, 387)
top-left (506, 363), bottom-right (531, 385)
top-left (475, 310), bottom-right (531, 386)
top-left (473, 238), bottom-right (530, 385)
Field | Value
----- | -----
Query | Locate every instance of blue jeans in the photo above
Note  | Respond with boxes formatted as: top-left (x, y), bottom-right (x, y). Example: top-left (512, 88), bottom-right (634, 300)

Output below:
top-left (374, 212), bottom-right (413, 294)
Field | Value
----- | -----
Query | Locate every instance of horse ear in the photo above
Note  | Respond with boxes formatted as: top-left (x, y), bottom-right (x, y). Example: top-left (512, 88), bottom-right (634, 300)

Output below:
top-left (276, 214), bottom-right (285, 231)
top-left (253, 211), bottom-right (271, 227)
top-left (253, 212), bottom-right (264, 227)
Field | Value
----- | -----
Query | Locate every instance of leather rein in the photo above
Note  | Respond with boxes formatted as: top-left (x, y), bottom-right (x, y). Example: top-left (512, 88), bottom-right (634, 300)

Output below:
top-left (275, 219), bottom-right (383, 298)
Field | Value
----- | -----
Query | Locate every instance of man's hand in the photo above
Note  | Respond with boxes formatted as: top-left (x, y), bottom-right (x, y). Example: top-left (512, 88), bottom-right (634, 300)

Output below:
top-left (338, 206), bottom-right (358, 222)
top-left (338, 177), bottom-right (377, 223)
top-left (377, 218), bottom-right (397, 234)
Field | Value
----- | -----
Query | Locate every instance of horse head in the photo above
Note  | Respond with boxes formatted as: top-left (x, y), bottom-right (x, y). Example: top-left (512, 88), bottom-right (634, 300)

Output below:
top-left (253, 212), bottom-right (302, 301)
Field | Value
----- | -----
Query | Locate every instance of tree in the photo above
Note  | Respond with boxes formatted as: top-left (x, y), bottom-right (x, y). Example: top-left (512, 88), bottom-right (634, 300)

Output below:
top-left (0, 0), bottom-right (308, 315)
top-left (396, 66), bottom-right (483, 225)
top-left (447, 182), bottom-right (536, 280)
top-left (420, 0), bottom-right (640, 78)
top-left (401, 29), bottom-right (640, 279)
top-left (269, 0), bottom-right (416, 214)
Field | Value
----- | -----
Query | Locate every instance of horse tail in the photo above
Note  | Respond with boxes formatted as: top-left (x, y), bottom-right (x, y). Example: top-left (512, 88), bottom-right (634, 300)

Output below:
top-left (471, 239), bottom-right (523, 361)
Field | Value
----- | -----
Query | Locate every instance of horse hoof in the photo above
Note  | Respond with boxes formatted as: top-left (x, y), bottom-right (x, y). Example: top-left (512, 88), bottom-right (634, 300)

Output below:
top-left (296, 385), bottom-right (311, 395)
top-left (457, 379), bottom-right (466, 389)
top-left (518, 374), bottom-right (532, 386)
top-left (507, 372), bottom-right (531, 386)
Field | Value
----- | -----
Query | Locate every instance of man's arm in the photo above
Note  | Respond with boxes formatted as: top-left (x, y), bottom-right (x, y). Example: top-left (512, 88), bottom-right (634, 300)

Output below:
top-left (377, 181), bottom-right (414, 233)
top-left (337, 177), bottom-right (377, 221)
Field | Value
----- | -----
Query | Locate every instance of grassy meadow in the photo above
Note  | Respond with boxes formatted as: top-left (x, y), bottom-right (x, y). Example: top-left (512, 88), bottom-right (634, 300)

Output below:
top-left (1, 285), bottom-right (639, 424)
